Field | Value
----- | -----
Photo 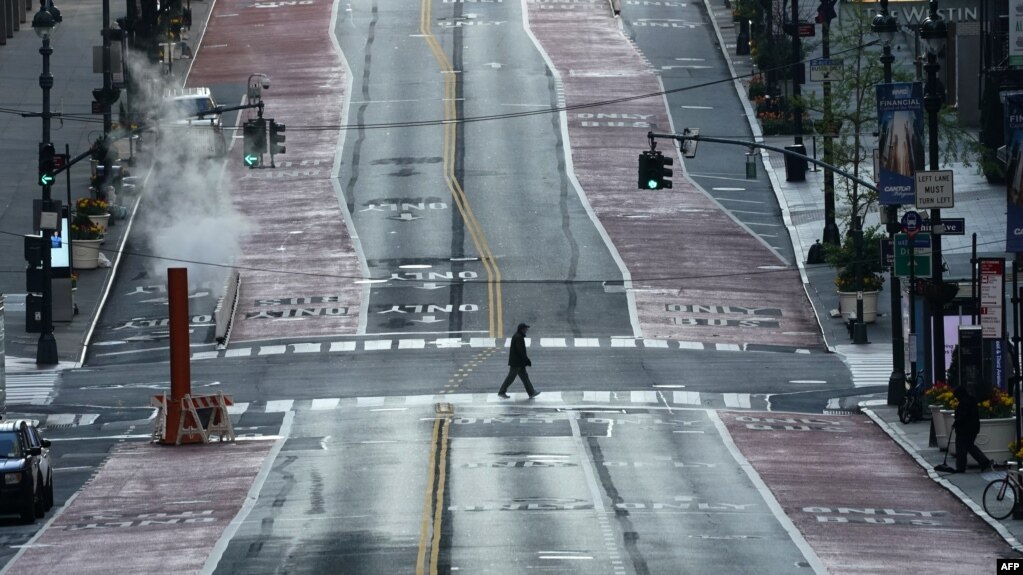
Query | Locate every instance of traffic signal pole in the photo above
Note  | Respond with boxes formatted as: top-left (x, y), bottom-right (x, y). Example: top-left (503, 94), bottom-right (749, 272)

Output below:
top-left (648, 131), bottom-right (878, 193)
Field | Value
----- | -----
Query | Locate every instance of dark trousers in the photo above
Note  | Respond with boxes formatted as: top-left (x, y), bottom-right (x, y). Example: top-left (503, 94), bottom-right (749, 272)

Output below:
top-left (955, 427), bottom-right (992, 472)
top-left (499, 366), bottom-right (535, 395)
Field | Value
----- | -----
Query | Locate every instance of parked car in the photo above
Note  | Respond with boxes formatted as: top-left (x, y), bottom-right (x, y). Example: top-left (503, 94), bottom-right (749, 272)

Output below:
top-left (154, 87), bottom-right (227, 158)
top-left (0, 420), bottom-right (53, 523)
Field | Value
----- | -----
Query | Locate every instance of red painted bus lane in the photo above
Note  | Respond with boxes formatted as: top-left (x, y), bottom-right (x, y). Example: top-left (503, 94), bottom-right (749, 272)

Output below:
top-left (718, 411), bottom-right (1017, 574)
top-left (3, 441), bottom-right (272, 575)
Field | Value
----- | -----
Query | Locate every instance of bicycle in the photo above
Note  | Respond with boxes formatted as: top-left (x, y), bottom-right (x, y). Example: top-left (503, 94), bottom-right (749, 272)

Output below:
top-left (983, 462), bottom-right (1021, 520)
top-left (898, 374), bottom-right (928, 424)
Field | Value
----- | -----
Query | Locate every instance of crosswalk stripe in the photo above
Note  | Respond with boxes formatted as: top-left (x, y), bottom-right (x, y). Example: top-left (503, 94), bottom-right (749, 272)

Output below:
top-left (584, 391), bottom-right (610, 402)
top-left (259, 345), bottom-right (286, 356)
top-left (225, 348), bottom-right (250, 358)
top-left (364, 340), bottom-right (392, 351)
top-left (227, 402), bottom-right (249, 415)
top-left (5, 372), bottom-right (59, 405)
top-left (611, 339), bottom-right (636, 348)
top-left (540, 338), bottom-right (566, 347)
top-left (631, 390), bottom-right (659, 403)
top-left (673, 391), bottom-right (701, 405)
top-left (265, 399), bottom-right (293, 412)
top-left (574, 338), bottom-right (600, 347)
top-left (398, 339), bottom-right (425, 349)
top-left (723, 393), bottom-right (751, 408)
top-left (643, 340), bottom-right (669, 348)
top-left (292, 343), bottom-right (321, 354)
top-left (677, 341), bottom-right (703, 350)
top-left (356, 396), bottom-right (385, 406)
top-left (470, 338), bottom-right (496, 347)
top-left (311, 398), bottom-right (340, 411)
top-left (329, 341), bottom-right (356, 352)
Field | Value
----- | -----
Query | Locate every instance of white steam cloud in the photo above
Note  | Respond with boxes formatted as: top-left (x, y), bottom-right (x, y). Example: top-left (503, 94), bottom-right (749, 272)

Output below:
top-left (124, 52), bottom-right (250, 293)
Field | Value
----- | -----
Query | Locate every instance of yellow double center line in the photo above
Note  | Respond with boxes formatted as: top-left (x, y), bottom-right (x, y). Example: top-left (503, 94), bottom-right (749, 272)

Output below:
top-left (416, 410), bottom-right (452, 575)
top-left (419, 0), bottom-right (503, 338)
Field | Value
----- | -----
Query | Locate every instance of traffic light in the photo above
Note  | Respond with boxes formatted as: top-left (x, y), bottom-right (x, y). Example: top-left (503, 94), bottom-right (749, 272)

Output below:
top-left (242, 118), bottom-right (265, 168)
top-left (638, 151), bottom-right (656, 190)
top-left (269, 120), bottom-right (286, 155)
top-left (638, 150), bottom-right (672, 190)
top-left (38, 143), bottom-right (55, 187)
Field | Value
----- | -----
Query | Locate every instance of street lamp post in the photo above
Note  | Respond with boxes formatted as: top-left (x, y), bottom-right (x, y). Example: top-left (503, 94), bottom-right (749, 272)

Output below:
top-left (921, 0), bottom-right (947, 385)
top-left (873, 1), bottom-right (906, 404)
top-left (31, 0), bottom-right (61, 366)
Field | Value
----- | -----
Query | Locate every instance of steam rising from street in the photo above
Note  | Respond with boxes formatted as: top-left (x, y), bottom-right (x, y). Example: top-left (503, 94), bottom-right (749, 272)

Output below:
top-left (125, 55), bottom-right (250, 293)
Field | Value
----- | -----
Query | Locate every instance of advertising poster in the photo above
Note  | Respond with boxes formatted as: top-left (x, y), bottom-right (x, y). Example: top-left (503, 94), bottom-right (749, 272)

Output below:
top-left (1012, 0), bottom-right (1023, 67)
top-left (876, 83), bottom-right (924, 205)
top-left (1005, 93), bottom-right (1023, 252)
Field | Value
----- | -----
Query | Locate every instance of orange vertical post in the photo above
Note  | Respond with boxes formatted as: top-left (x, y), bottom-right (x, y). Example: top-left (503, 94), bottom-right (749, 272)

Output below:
top-left (160, 267), bottom-right (198, 444)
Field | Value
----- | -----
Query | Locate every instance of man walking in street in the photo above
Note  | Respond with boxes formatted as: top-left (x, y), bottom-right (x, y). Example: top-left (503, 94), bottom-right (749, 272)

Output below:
top-left (498, 323), bottom-right (540, 399)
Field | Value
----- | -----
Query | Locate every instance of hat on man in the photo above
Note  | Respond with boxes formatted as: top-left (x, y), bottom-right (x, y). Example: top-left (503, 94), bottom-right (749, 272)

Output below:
top-left (517, 323), bottom-right (530, 331)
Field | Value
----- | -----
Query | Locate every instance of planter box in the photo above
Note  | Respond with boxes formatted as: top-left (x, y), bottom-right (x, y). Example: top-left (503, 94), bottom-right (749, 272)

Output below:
top-left (838, 290), bottom-right (879, 323)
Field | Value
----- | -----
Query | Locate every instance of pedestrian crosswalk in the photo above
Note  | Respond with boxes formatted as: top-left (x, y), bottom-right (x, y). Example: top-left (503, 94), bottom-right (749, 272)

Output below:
top-left (193, 337), bottom-right (820, 361)
top-left (835, 344), bottom-right (894, 388)
top-left (4, 370), bottom-right (61, 405)
top-left (224, 390), bottom-right (769, 415)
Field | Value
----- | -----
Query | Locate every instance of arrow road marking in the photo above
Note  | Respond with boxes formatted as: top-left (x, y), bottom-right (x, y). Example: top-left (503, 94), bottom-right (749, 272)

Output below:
top-left (411, 315), bottom-right (444, 324)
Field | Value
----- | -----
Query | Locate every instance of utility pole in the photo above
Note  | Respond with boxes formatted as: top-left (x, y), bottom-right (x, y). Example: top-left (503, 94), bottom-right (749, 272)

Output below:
top-left (820, 0), bottom-right (840, 246)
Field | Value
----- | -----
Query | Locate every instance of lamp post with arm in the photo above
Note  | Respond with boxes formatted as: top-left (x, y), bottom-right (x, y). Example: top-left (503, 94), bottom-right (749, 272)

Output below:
top-left (873, 1), bottom-right (906, 404)
top-left (920, 0), bottom-right (948, 386)
top-left (31, 0), bottom-right (62, 366)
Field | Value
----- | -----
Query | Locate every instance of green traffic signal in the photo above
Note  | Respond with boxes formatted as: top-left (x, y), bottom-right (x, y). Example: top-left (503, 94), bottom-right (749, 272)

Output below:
top-left (638, 150), bottom-right (673, 190)
top-left (38, 143), bottom-right (55, 187)
top-left (242, 119), bottom-right (265, 168)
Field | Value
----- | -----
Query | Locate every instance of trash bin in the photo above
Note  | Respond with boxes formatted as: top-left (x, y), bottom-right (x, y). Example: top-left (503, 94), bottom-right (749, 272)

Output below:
top-left (784, 144), bottom-right (807, 182)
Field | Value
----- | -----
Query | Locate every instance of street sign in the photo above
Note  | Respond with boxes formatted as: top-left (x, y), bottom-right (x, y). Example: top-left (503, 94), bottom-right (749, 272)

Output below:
top-left (894, 233), bottom-right (932, 277)
top-left (914, 169), bottom-right (954, 209)
top-left (920, 217), bottom-right (965, 236)
top-left (901, 210), bottom-right (922, 237)
top-left (798, 22), bottom-right (815, 37)
top-left (809, 58), bottom-right (843, 82)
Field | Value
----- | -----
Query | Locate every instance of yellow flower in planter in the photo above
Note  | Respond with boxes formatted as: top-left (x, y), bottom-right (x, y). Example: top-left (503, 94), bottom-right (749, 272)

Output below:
top-left (75, 197), bottom-right (109, 216)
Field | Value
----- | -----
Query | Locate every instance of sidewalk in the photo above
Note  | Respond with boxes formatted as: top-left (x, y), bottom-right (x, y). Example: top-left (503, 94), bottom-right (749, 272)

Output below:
top-left (0, 0), bottom-right (213, 372)
top-left (705, 0), bottom-right (1023, 553)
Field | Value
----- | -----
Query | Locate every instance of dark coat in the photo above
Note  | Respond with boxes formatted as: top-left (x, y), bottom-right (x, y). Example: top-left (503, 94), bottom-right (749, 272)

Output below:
top-left (508, 330), bottom-right (531, 367)
top-left (954, 386), bottom-right (981, 436)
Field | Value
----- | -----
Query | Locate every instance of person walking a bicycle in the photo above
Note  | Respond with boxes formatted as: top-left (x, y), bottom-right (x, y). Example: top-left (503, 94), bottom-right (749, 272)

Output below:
top-left (937, 384), bottom-right (994, 473)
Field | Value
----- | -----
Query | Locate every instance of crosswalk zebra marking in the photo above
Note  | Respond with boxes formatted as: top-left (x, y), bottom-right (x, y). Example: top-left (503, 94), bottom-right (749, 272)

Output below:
top-left (5, 371), bottom-right (60, 405)
top-left (311, 398), bottom-right (340, 411)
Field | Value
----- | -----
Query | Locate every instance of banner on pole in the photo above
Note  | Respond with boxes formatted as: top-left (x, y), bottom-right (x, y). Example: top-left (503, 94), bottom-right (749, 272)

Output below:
top-left (1011, 0), bottom-right (1023, 67)
top-left (876, 83), bottom-right (925, 206)
top-left (1005, 93), bottom-right (1023, 252)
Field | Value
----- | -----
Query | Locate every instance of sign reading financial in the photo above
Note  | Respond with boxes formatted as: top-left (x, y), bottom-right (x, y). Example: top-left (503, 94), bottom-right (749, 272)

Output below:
top-left (876, 83), bottom-right (925, 205)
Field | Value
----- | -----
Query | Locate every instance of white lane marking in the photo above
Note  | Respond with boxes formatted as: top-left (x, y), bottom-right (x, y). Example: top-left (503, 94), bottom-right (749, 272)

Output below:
top-left (707, 412), bottom-right (828, 575)
top-left (311, 398), bottom-right (341, 411)
top-left (225, 348), bottom-right (251, 358)
top-left (444, 394), bottom-right (474, 404)
top-left (201, 411), bottom-right (294, 575)
top-left (712, 187), bottom-right (746, 191)
top-left (643, 339), bottom-right (669, 348)
top-left (541, 338), bottom-right (567, 347)
top-left (470, 338), bottom-right (497, 347)
top-left (583, 391), bottom-right (611, 402)
top-left (356, 397), bottom-right (385, 406)
top-left (574, 338), bottom-right (600, 347)
top-left (364, 340), bottom-right (392, 351)
top-left (569, 415), bottom-right (605, 514)
top-left (610, 339), bottom-right (636, 348)
top-left (790, 380), bottom-right (827, 384)
top-left (715, 197), bottom-right (764, 204)
top-left (534, 391), bottom-right (562, 402)
top-left (399, 339), bottom-right (426, 349)
top-left (405, 395), bottom-right (435, 405)
top-left (192, 351), bottom-right (220, 360)
top-left (677, 341), bottom-right (703, 350)
top-left (744, 222), bottom-right (784, 227)
top-left (330, 341), bottom-right (356, 352)
top-left (680, 105), bottom-right (714, 109)
top-left (45, 414), bottom-right (75, 426)
top-left (729, 210), bottom-right (776, 215)
top-left (292, 343), bottom-right (321, 353)
top-left (259, 345), bottom-right (286, 356)
top-left (227, 402), bottom-right (249, 415)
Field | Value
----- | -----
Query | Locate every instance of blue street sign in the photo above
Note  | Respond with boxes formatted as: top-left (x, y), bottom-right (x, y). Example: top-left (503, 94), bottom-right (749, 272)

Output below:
top-left (920, 217), bottom-right (965, 235)
top-left (901, 210), bottom-right (922, 236)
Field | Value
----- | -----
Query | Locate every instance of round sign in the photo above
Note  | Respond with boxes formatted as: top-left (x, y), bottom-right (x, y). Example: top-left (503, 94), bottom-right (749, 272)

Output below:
top-left (901, 210), bottom-right (921, 237)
